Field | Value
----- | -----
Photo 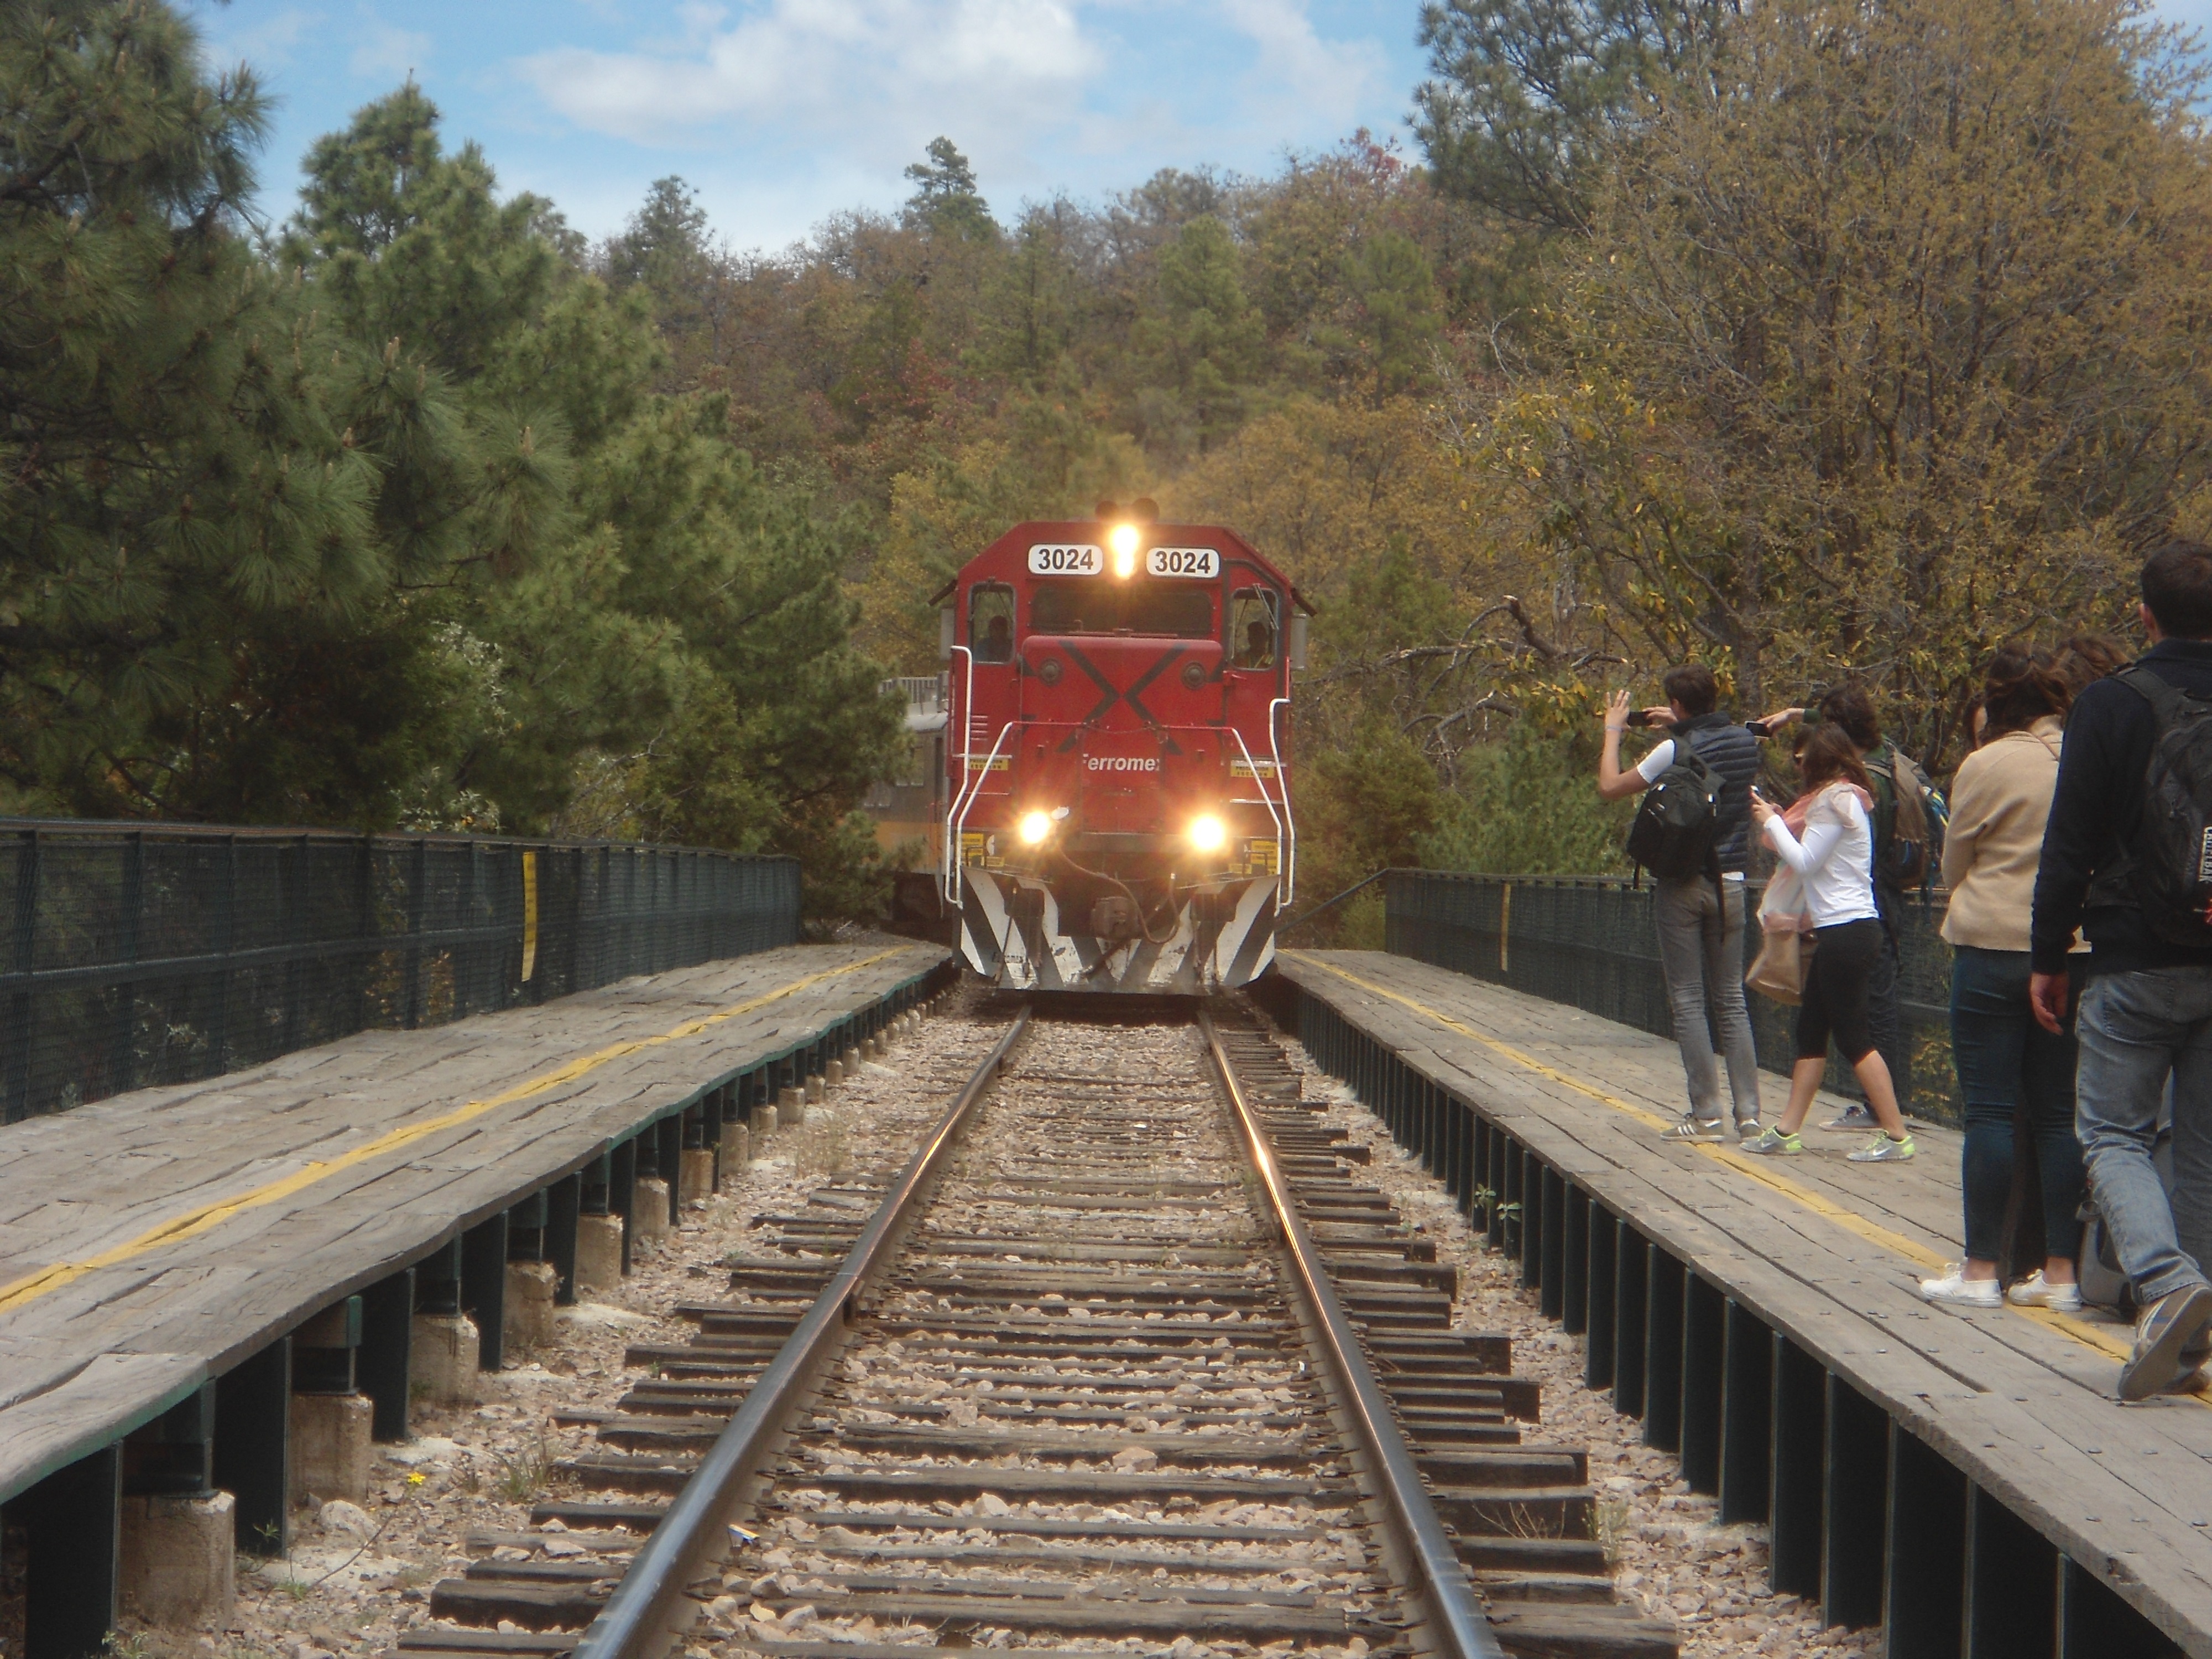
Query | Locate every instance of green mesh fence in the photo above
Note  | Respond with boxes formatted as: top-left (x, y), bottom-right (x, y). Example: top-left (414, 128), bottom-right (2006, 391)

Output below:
top-left (1383, 870), bottom-right (1960, 1126)
top-left (0, 824), bottom-right (801, 1121)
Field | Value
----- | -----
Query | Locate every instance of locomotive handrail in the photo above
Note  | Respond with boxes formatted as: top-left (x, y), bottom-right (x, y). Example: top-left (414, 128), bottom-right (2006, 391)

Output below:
top-left (942, 644), bottom-right (976, 901)
top-left (1225, 726), bottom-right (1287, 898)
top-left (1269, 694), bottom-right (1295, 905)
top-left (945, 718), bottom-right (1024, 903)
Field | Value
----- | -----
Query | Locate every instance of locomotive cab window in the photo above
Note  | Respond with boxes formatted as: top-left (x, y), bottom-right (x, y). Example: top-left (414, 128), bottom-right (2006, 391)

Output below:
top-left (1230, 589), bottom-right (1280, 669)
top-left (1030, 580), bottom-right (1213, 638)
top-left (970, 583), bottom-right (1016, 662)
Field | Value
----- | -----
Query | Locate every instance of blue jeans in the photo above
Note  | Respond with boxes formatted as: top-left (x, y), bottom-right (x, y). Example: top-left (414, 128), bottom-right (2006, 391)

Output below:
top-left (2075, 967), bottom-right (2212, 1302)
top-left (1950, 948), bottom-right (2084, 1264)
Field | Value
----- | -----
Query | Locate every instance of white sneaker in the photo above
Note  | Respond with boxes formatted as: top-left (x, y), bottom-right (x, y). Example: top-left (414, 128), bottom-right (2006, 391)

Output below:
top-left (1919, 1267), bottom-right (2001, 1308)
top-left (2007, 1271), bottom-right (2083, 1313)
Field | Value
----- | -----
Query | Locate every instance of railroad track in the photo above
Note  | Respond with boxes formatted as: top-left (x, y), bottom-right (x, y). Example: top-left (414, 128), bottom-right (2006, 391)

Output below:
top-left (400, 999), bottom-right (1673, 1659)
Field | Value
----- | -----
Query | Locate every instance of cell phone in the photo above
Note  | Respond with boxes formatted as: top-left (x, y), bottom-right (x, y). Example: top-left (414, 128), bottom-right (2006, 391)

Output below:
top-left (1625, 709), bottom-right (1654, 729)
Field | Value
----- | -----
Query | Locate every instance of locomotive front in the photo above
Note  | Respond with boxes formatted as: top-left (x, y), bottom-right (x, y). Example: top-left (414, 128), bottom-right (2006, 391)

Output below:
top-left (940, 510), bottom-right (1306, 993)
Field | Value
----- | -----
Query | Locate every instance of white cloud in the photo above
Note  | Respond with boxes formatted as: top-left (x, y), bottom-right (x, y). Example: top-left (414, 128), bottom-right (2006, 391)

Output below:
top-left (1216, 0), bottom-right (1385, 130)
top-left (349, 13), bottom-right (434, 83)
top-left (517, 0), bottom-right (1100, 178)
top-left (197, 6), bottom-right (315, 72)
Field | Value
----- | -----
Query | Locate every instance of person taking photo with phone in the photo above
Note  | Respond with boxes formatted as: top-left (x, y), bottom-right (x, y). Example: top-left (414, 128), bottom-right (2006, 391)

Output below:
top-left (1597, 666), bottom-right (1766, 1141)
top-left (1740, 725), bottom-right (1918, 1162)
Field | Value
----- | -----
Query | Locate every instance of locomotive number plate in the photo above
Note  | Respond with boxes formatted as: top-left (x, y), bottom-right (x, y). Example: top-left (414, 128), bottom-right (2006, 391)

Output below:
top-left (1028, 543), bottom-right (1102, 575)
top-left (1146, 546), bottom-right (1219, 578)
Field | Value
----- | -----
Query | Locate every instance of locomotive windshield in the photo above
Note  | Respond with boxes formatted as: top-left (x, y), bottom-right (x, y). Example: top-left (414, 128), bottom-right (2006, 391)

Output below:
top-left (971, 583), bottom-right (1016, 662)
top-left (1229, 588), bottom-right (1279, 667)
top-left (1030, 581), bottom-right (1213, 638)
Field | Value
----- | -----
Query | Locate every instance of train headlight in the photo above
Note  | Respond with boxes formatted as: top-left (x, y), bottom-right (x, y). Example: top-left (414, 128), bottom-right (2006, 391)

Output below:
top-left (1187, 814), bottom-right (1228, 855)
top-left (1109, 522), bottom-right (1139, 577)
top-left (1018, 811), bottom-right (1055, 846)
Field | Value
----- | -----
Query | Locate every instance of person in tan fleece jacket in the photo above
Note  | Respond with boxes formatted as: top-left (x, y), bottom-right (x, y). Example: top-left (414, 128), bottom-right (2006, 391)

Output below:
top-left (1919, 644), bottom-right (2086, 1310)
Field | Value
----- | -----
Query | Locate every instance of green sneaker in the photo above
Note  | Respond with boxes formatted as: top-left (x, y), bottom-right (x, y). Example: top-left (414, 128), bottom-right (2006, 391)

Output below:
top-left (1659, 1115), bottom-right (1726, 1142)
top-left (1740, 1126), bottom-right (1803, 1156)
top-left (1848, 1131), bottom-right (1916, 1163)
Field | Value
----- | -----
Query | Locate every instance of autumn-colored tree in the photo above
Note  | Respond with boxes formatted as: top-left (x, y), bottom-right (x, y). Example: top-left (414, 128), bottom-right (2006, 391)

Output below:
top-left (1462, 0), bottom-right (2212, 764)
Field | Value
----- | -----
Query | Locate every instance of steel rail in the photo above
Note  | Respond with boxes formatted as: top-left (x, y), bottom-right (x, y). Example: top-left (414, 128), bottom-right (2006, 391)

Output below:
top-left (571, 1002), bottom-right (1034, 1659)
top-left (1198, 1008), bottom-right (1507, 1659)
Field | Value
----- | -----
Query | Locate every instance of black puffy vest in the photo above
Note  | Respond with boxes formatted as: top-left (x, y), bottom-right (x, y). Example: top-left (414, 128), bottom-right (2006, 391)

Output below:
top-left (1678, 713), bottom-right (1761, 874)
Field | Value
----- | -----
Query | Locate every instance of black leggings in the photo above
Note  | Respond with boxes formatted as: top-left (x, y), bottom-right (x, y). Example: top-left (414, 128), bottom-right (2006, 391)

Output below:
top-left (1796, 917), bottom-right (1885, 1065)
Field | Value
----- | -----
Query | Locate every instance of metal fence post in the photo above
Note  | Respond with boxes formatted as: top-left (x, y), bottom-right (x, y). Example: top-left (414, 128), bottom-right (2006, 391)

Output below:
top-left (403, 838), bottom-right (426, 1030)
top-left (462, 838), bottom-right (482, 1018)
top-left (280, 834), bottom-right (306, 1053)
top-left (211, 834), bottom-right (237, 1078)
top-left (5, 828), bottom-right (35, 1121)
top-left (353, 833), bottom-right (375, 1034)
top-left (107, 831), bottom-right (145, 1098)
top-left (569, 845), bottom-right (587, 994)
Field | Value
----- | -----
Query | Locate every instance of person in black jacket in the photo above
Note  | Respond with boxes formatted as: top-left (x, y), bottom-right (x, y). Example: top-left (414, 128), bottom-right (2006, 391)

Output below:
top-left (2031, 541), bottom-right (2212, 1399)
top-left (1599, 665), bottom-right (1766, 1141)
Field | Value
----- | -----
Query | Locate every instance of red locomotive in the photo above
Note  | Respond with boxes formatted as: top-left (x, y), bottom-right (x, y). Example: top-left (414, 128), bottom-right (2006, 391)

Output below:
top-left (937, 505), bottom-right (1308, 993)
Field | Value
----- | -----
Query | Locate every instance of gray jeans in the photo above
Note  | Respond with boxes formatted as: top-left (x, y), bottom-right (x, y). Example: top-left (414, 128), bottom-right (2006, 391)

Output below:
top-left (1654, 874), bottom-right (1763, 1124)
top-left (2075, 967), bottom-right (2212, 1303)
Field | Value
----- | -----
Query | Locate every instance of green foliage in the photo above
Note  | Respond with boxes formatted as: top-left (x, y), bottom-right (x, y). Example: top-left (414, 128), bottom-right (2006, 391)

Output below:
top-left (0, 23), bottom-right (900, 914)
top-left (1340, 231), bottom-right (1442, 403)
top-left (1420, 722), bottom-right (1631, 875)
top-left (1414, 0), bottom-right (1740, 230)
top-left (0, 0), bottom-right (387, 810)
top-left (904, 137), bottom-right (997, 242)
top-left (1133, 216), bottom-right (1265, 457)
top-left (1300, 719), bottom-right (1446, 906)
top-left (24, 0), bottom-right (2205, 925)
top-left (607, 176), bottom-right (711, 295)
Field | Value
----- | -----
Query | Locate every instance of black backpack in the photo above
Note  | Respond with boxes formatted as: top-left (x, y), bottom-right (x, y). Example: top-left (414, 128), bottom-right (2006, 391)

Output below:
top-left (2110, 667), bottom-right (2212, 946)
top-left (1625, 744), bottom-right (1724, 882)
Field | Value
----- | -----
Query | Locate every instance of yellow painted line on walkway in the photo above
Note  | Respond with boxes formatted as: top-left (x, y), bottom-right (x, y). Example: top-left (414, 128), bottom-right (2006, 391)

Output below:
top-left (0, 950), bottom-right (907, 1317)
top-left (1291, 954), bottom-right (2166, 1383)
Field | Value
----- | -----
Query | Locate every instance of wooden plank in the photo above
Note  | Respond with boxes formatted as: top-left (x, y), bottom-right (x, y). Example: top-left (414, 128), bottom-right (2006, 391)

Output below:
top-left (1277, 950), bottom-right (2212, 1656)
top-left (0, 941), bottom-right (947, 1504)
top-left (0, 1352), bottom-right (206, 1494)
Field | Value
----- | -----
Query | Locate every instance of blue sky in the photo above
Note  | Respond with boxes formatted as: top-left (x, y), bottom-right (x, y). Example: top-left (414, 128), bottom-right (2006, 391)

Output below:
top-left (190, 0), bottom-right (2212, 254)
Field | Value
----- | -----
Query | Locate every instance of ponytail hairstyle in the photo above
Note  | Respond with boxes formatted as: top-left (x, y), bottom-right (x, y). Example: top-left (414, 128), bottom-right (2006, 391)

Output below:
top-left (1796, 723), bottom-right (1872, 796)
top-left (1980, 642), bottom-right (2070, 740)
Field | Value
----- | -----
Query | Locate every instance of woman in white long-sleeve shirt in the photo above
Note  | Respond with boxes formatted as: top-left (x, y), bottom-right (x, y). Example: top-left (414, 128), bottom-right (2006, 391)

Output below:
top-left (1743, 724), bottom-right (1918, 1162)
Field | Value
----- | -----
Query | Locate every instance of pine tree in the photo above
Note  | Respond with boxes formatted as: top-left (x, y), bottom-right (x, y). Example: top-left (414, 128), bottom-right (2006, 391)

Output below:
top-left (903, 138), bottom-right (997, 241)
top-left (0, 0), bottom-right (383, 813)
top-left (1414, 0), bottom-right (1740, 230)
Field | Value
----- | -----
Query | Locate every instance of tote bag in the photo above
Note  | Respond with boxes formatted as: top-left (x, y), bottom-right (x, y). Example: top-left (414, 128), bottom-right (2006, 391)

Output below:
top-left (1746, 858), bottom-right (1817, 1004)
top-left (1745, 927), bottom-right (1815, 1004)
